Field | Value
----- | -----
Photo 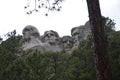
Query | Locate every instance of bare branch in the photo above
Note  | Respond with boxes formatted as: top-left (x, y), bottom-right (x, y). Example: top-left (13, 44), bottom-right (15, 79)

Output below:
top-left (24, 0), bottom-right (64, 15)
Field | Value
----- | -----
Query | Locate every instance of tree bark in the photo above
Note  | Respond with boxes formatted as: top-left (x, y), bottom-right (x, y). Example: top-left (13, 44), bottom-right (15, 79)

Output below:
top-left (86, 0), bottom-right (112, 80)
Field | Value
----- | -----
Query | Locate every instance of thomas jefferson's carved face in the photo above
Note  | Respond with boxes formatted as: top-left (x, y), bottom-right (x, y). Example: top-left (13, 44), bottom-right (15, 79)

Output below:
top-left (62, 36), bottom-right (73, 51)
top-left (22, 25), bottom-right (40, 40)
top-left (43, 30), bottom-right (59, 44)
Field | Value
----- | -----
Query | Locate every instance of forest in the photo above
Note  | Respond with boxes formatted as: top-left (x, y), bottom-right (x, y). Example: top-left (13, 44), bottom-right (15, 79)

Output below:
top-left (0, 17), bottom-right (120, 80)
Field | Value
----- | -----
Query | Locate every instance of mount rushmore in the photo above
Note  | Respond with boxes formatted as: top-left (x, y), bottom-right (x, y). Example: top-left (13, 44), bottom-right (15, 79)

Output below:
top-left (22, 21), bottom-right (91, 53)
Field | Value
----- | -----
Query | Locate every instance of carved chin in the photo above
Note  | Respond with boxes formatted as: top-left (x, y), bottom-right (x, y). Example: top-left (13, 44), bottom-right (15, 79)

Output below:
top-left (64, 48), bottom-right (71, 51)
top-left (46, 39), bottom-right (56, 43)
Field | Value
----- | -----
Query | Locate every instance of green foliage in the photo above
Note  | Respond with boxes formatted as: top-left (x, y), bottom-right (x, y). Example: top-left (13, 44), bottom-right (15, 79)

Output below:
top-left (0, 33), bottom-right (22, 78)
top-left (0, 35), bottom-right (96, 80)
top-left (70, 36), bottom-right (96, 80)
top-left (103, 17), bottom-right (116, 39)
top-left (107, 31), bottom-right (120, 80)
top-left (1, 51), bottom-right (71, 80)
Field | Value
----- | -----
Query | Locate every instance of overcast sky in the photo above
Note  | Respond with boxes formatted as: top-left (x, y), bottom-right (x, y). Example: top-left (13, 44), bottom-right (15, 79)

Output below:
top-left (0, 0), bottom-right (120, 37)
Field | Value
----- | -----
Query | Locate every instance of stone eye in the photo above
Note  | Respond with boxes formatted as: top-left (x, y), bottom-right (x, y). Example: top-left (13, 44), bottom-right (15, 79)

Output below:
top-left (50, 33), bottom-right (54, 36)
top-left (74, 33), bottom-right (79, 36)
top-left (63, 40), bottom-right (67, 43)
top-left (24, 28), bottom-right (30, 31)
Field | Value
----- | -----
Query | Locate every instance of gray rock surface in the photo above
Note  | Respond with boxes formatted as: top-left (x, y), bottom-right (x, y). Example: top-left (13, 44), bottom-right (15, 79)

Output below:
top-left (22, 25), bottom-right (51, 52)
top-left (42, 30), bottom-right (62, 52)
top-left (22, 21), bottom-right (91, 53)
top-left (71, 25), bottom-right (85, 48)
top-left (71, 21), bottom-right (91, 49)
top-left (61, 36), bottom-right (73, 52)
top-left (83, 21), bottom-right (91, 40)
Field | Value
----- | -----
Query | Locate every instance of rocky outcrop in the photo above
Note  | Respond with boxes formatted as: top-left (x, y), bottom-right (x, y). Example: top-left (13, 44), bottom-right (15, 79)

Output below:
top-left (71, 21), bottom-right (91, 49)
top-left (22, 21), bottom-right (91, 53)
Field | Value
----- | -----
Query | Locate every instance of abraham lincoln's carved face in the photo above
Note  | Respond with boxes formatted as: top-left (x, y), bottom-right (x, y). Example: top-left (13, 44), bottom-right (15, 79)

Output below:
top-left (71, 26), bottom-right (84, 44)
top-left (71, 27), bottom-right (80, 43)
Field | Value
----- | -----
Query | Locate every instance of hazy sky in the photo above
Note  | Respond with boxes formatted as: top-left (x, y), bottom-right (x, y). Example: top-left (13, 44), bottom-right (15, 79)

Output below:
top-left (0, 0), bottom-right (120, 37)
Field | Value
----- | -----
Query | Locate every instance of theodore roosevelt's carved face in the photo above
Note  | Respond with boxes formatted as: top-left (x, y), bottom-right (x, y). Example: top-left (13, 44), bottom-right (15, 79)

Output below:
top-left (62, 36), bottom-right (73, 51)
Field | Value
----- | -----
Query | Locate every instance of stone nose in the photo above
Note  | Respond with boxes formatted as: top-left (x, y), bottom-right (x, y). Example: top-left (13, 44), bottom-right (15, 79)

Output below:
top-left (67, 41), bottom-right (70, 44)
top-left (47, 34), bottom-right (51, 38)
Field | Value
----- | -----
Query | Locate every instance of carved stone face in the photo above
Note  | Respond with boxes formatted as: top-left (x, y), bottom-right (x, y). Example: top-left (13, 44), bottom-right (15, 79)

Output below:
top-left (71, 26), bottom-right (84, 43)
top-left (71, 27), bottom-right (80, 43)
top-left (22, 25), bottom-right (40, 41)
top-left (62, 36), bottom-right (73, 51)
top-left (84, 21), bottom-right (91, 39)
top-left (43, 30), bottom-right (59, 45)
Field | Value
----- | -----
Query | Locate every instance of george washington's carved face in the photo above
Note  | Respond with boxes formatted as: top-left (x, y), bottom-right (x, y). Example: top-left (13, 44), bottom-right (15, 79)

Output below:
top-left (62, 36), bottom-right (73, 51)
top-left (22, 25), bottom-right (40, 41)
top-left (43, 30), bottom-right (59, 45)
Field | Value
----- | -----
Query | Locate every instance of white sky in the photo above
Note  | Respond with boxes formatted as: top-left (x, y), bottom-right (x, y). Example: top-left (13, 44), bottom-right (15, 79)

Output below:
top-left (0, 0), bottom-right (120, 37)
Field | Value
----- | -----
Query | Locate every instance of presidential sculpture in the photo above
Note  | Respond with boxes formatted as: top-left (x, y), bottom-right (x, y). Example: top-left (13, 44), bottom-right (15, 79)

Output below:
top-left (21, 21), bottom-right (91, 53)
top-left (22, 25), bottom-right (50, 52)
top-left (61, 36), bottom-right (73, 52)
top-left (71, 25), bottom-right (84, 49)
top-left (42, 30), bottom-right (62, 52)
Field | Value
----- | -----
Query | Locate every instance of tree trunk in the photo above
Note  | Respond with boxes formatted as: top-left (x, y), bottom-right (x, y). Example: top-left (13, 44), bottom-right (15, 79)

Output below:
top-left (86, 0), bottom-right (112, 80)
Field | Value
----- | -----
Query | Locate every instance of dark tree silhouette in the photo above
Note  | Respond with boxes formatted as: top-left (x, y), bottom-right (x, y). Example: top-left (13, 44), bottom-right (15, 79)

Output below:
top-left (86, 0), bottom-right (112, 80)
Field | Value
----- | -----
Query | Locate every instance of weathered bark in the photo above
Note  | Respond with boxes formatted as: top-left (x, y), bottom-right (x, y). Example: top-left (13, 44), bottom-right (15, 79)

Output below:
top-left (86, 0), bottom-right (112, 80)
